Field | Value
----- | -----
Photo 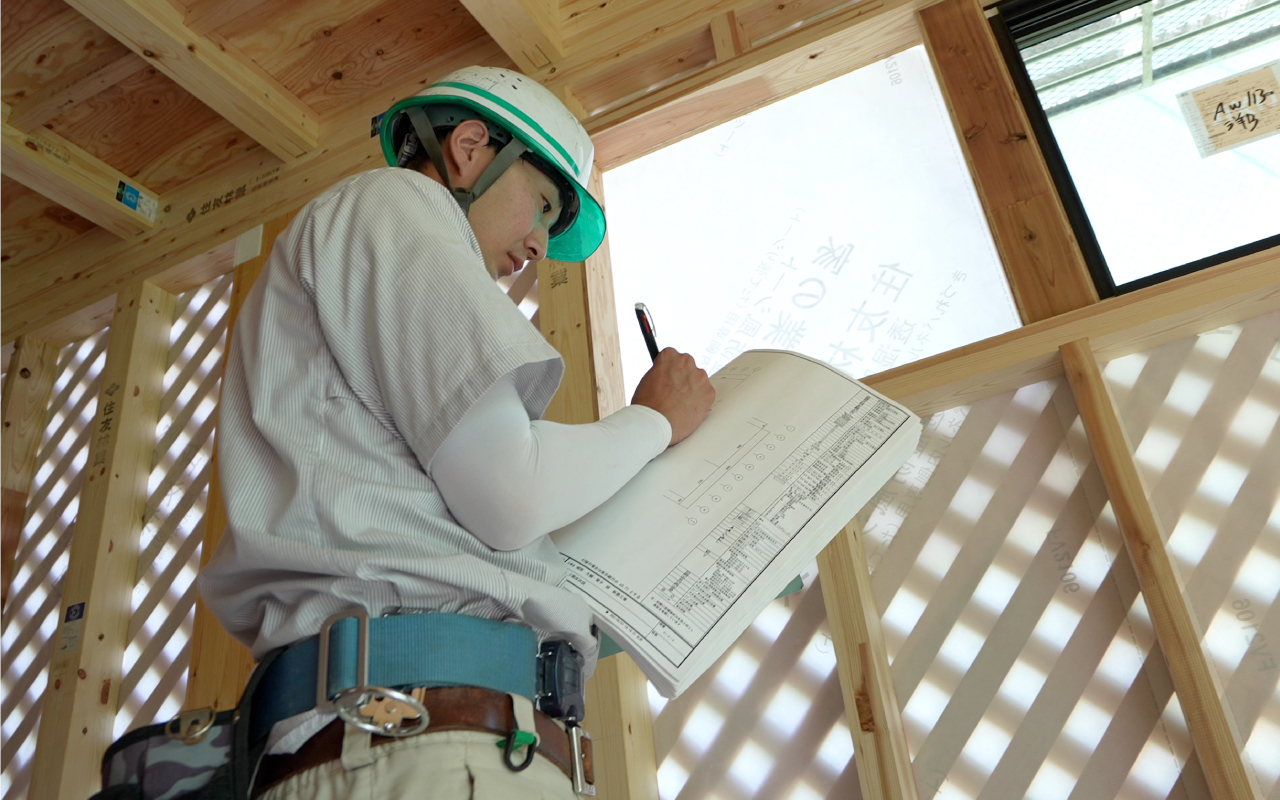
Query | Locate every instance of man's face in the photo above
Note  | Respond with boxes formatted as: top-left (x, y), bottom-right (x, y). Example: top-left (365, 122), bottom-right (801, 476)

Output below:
top-left (437, 121), bottom-right (564, 279)
top-left (468, 158), bottom-right (564, 279)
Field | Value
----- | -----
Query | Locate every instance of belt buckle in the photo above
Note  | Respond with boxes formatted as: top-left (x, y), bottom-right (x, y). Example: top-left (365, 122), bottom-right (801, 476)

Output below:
top-left (315, 608), bottom-right (429, 737)
top-left (568, 723), bottom-right (595, 797)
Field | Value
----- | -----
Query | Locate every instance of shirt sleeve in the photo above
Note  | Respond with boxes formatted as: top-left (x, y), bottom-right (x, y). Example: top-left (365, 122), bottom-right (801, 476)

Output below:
top-left (431, 374), bottom-right (672, 551)
top-left (298, 168), bottom-right (564, 470)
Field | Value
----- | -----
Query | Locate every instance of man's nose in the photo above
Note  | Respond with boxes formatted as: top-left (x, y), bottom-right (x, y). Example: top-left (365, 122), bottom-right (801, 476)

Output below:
top-left (525, 228), bottom-right (549, 262)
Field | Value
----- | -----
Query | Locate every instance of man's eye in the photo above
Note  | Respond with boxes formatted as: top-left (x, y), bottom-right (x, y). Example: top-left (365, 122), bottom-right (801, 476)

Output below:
top-left (542, 196), bottom-right (553, 215)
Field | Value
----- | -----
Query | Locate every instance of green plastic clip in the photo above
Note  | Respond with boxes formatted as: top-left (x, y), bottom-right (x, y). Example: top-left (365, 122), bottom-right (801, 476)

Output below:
top-left (497, 729), bottom-right (537, 750)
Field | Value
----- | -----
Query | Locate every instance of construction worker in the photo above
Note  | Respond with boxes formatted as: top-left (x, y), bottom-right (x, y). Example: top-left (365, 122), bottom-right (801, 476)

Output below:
top-left (199, 65), bottom-right (715, 798)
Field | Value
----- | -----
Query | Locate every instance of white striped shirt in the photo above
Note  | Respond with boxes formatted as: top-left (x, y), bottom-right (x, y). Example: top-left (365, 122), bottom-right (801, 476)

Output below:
top-left (199, 168), bottom-right (600, 668)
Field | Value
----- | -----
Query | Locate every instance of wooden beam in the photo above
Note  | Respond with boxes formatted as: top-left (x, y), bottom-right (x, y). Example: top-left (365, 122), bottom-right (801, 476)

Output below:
top-left (865, 245), bottom-right (1280, 415)
top-left (28, 281), bottom-right (175, 800)
top-left (581, 0), bottom-right (916, 137)
top-left (538, 186), bottom-right (657, 798)
top-left (459, 0), bottom-right (564, 71)
top-left (918, 0), bottom-right (1097, 323)
top-left (592, 3), bottom-right (919, 169)
top-left (184, 0), bottom-right (267, 36)
top-left (709, 11), bottom-right (748, 63)
top-left (816, 521), bottom-right (917, 799)
top-left (6, 51), bottom-right (149, 131)
top-left (1, 336), bottom-right (61, 608)
top-left (184, 213), bottom-right (292, 712)
top-left (1, 115), bottom-right (159, 239)
top-left (1059, 339), bottom-right (1260, 800)
top-left (62, 0), bottom-right (318, 161)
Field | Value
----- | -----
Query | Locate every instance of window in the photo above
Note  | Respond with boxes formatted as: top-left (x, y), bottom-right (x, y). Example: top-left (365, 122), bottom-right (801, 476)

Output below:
top-left (995, 0), bottom-right (1280, 293)
top-left (604, 46), bottom-right (1021, 397)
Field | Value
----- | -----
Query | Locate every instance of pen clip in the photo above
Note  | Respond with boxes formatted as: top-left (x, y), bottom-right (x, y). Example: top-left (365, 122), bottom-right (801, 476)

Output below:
top-left (635, 303), bottom-right (656, 336)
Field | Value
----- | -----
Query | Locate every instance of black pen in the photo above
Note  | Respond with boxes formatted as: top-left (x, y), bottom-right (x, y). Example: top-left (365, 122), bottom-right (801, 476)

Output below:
top-left (635, 303), bottom-right (660, 362)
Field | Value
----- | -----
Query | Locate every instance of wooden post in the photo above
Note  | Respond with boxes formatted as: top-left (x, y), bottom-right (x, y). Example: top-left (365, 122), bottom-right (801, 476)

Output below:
top-left (816, 521), bottom-right (918, 799)
top-left (919, 0), bottom-right (1098, 323)
top-left (28, 281), bottom-right (175, 800)
top-left (538, 167), bottom-right (658, 800)
top-left (1, 336), bottom-right (61, 607)
top-left (184, 212), bottom-right (294, 711)
top-left (1059, 338), bottom-right (1260, 800)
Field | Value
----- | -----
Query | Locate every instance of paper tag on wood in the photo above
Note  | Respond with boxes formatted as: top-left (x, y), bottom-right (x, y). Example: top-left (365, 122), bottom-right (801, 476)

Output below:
top-left (57, 602), bottom-right (86, 654)
top-left (1177, 61), bottom-right (1280, 157)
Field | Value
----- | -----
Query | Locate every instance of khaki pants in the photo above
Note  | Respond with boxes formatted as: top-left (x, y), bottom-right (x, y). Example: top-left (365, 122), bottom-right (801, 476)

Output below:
top-left (261, 727), bottom-right (577, 800)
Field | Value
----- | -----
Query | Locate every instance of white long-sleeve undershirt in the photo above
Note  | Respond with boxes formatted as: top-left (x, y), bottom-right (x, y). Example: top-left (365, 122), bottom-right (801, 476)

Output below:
top-left (430, 373), bottom-right (672, 550)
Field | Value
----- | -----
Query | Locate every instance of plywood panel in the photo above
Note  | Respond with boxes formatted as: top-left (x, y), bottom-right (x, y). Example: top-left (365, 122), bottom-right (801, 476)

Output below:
top-left (46, 66), bottom-right (235, 191)
top-left (216, 0), bottom-right (402, 73)
top-left (265, 0), bottom-right (498, 116)
top-left (0, 177), bottom-right (95, 269)
top-left (0, 3), bottom-right (122, 109)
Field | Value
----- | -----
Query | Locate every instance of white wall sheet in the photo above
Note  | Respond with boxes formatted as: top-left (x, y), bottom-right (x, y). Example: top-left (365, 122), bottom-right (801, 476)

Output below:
top-left (116, 274), bottom-right (233, 737)
top-left (1104, 310), bottom-right (1280, 798)
top-left (1, 330), bottom-right (110, 799)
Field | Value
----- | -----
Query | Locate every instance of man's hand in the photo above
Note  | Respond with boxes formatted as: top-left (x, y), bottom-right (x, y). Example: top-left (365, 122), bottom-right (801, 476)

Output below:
top-left (632, 348), bottom-right (715, 446)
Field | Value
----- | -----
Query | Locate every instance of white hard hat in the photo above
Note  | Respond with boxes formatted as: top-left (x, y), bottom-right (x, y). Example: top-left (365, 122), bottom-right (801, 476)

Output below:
top-left (380, 66), bottom-right (606, 262)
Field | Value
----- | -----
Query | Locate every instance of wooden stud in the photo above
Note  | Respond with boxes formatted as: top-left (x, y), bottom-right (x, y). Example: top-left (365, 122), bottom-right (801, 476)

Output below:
top-left (583, 654), bottom-right (661, 800)
top-left (539, 258), bottom-right (596, 425)
top-left (709, 11), bottom-right (748, 63)
top-left (1059, 338), bottom-right (1261, 800)
top-left (1, 116), bottom-right (159, 239)
top-left (459, 0), bottom-right (564, 71)
top-left (866, 245), bottom-right (1280, 415)
top-left (816, 521), bottom-right (918, 799)
top-left (28, 281), bottom-right (175, 800)
top-left (537, 179), bottom-right (656, 798)
top-left (62, 0), bottom-right (319, 161)
top-left (918, 0), bottom-right (1098, 323)
top-left (583, 167), bottom-right (626, 419)
top-left (1, 336), bottom-right (61, 607)
top-left (184, 212), bottom-right (294, 712)
top-left (6, 52), bottom-right (149, 131)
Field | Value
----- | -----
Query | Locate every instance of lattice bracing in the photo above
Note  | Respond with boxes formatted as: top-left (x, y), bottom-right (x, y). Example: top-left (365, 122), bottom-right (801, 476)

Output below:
top-left (860, 380), bottom-right (1207, 799)
top-left (116, 275), bottom-right (233, 737)
top-left (1105, 310), bottom-right (1280, 796)
top-left (1, 331), bottom-right (110, 799)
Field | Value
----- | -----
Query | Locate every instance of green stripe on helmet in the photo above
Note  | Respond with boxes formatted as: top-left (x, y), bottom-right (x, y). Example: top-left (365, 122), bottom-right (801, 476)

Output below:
top-left (434, 82), bottom-right (580, 176)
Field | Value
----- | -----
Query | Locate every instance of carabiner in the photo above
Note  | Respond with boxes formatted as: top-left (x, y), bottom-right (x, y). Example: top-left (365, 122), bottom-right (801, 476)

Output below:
top-left (502, 729), bottom-right (537, 772)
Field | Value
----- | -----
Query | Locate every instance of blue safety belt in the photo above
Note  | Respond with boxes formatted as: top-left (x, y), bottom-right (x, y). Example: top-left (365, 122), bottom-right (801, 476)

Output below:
top-left (249, 612), bottom-right (538, 743)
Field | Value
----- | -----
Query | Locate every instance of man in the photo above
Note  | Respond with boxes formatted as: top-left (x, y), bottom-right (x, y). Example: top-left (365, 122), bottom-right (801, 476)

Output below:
top-left (199, 66), bottom-right (714, 797)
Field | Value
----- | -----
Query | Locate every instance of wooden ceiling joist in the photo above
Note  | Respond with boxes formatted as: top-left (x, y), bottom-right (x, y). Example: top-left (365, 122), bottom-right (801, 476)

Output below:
top-left (63, 0), bottom-right (319, 161)
top-left (1, 111), bottom-right (159, 239)
top-left (459, 0), bottom-right (565, 71)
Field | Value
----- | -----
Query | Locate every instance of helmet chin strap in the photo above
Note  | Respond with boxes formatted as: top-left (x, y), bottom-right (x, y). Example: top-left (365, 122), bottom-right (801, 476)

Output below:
top-left (406, 106), bottom-right (528, 217)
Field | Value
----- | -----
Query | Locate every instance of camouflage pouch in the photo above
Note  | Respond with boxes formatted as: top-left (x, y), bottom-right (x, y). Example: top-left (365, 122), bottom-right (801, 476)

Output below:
top-left (89, 648), bottom-right (283, 800)
top-left (93, 711), bottom-right (236, 800)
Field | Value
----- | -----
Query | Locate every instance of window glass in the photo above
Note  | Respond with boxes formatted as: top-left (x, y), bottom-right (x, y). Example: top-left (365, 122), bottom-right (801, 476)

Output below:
top-left (1018, 1), bottom-right (1280, 289)
top-left (603, 45), bottom-right (1020, 397)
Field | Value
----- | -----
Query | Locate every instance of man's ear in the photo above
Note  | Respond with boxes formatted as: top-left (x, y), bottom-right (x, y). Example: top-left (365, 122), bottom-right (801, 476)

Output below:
top-left (445, 120), bottom-right (492, 188)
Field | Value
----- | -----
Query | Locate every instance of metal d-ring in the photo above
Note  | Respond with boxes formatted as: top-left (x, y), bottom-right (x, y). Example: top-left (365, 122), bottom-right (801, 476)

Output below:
top-left (333, 685), bottom-right (430, 737)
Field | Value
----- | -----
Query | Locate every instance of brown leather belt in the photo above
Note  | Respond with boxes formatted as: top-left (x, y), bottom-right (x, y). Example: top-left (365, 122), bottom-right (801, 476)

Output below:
top-left (254, 686), bottom-right (592, 795)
